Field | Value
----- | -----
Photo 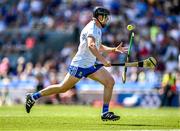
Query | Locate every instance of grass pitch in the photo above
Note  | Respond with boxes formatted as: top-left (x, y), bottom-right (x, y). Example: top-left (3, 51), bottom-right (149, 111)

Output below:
top-left (0, 105), bottom-right (179, 131)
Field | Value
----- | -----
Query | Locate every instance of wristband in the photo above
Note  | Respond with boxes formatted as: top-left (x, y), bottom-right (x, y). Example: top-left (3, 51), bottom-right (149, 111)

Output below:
top-left (112, 48), bottom-right (116, 52)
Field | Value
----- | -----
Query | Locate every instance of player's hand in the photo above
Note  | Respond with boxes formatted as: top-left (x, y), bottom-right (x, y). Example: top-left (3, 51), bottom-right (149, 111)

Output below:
top-left (103, 60), bottom-right (111, 67)
top-left (114, 42), bottom-right (128, 53)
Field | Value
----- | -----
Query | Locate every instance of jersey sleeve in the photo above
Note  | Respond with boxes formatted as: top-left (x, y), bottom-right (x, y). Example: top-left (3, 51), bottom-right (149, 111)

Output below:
top-left (87, 26), bottom-right (96, 39)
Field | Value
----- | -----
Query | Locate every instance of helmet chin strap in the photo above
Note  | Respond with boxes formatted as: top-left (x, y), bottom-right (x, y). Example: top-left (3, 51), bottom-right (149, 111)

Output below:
top-left (97, 16), bottom-right (106, 28)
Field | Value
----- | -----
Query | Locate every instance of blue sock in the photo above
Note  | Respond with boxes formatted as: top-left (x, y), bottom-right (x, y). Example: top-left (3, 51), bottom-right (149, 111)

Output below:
top-left (32, 92), bottom-right (41, 100)
top-left (102, 104), bottom-right (109, 114)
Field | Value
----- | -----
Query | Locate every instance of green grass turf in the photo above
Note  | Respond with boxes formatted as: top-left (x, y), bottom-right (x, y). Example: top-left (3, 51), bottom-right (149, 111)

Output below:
top-left (0, 105), bottom-right (180, 131)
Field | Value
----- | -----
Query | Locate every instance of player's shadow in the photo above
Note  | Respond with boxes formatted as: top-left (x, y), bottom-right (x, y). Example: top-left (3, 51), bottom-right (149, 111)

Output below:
top-left (103, 123), bottom-right (164, 127)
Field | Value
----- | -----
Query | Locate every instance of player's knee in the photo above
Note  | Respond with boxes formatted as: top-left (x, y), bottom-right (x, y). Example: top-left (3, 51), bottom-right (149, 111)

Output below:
top-left (104, 77), bottom-right (115, 88)
top-left (60, 86), bottom-right (72, 93)
top-left (54, 82), bottom-right (70, 93)
top-left (60, 88), bottom-right (68, 93)
top-left (58, 85), bottom-right (69, 93)
top-left (110, 77), bottom-right (115, 87)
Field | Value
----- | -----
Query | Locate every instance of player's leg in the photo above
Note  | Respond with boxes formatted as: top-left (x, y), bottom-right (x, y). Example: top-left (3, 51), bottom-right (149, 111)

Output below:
top-left (88, 67), bottom-right (120, 121)
top-left (89, 67), bottom-right (114, 104)
top-left (39, 73), bottom-right (80, 96)
top-left (25, 73), bottom-right (80, 113)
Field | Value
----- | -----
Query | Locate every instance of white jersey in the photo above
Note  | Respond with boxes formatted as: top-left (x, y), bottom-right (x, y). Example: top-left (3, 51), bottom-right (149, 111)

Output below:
top-left (71, 20), bottom-right (102, 68)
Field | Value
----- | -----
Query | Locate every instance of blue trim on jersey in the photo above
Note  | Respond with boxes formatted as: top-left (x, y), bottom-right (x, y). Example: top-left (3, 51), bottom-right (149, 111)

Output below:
top-left (68, 64), bottom-right (103, 79)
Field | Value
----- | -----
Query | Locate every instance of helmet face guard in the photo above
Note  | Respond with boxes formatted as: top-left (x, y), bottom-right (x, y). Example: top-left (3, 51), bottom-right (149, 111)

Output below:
top-left (93, 7), bottom-right (110, 28)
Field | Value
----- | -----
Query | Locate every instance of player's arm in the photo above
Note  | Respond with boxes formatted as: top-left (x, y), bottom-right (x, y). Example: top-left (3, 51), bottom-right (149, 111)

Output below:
top-left (87, 36), bottom-right (110, 67)
top-left (99, 44), bottom-right (116, 53)
top-left (99, 42), bottom-right (128, 53)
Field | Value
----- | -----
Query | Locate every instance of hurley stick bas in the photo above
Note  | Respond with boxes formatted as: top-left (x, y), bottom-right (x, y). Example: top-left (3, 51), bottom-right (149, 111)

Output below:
top-left (97, 57), bottom-right (157, 68)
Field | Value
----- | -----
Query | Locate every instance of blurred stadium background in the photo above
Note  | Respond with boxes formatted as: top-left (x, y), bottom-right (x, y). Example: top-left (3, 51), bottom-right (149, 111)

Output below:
top-left (0, 0), bottom-right (179, 108)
